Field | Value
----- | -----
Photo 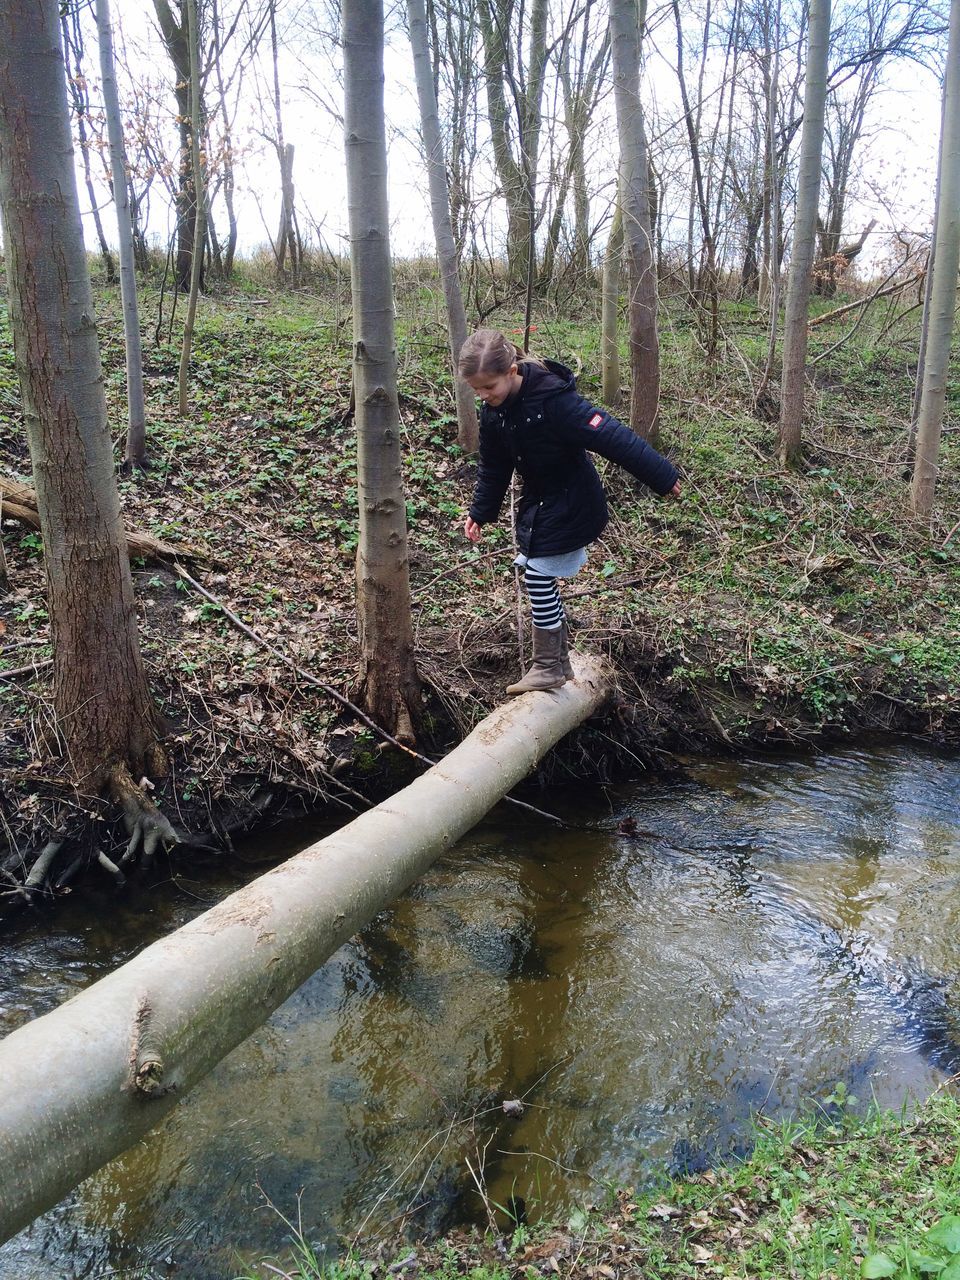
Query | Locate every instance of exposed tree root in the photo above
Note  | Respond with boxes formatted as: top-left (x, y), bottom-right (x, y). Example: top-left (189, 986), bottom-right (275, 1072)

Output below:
top-left (22, 839), bottom-right (64, 898)
top-left (107, 763), bottom-right (183, 873)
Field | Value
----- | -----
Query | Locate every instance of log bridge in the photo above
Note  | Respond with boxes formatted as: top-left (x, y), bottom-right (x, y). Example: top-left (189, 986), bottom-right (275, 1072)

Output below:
top-left (0, 654), bottom-right (611, 1244)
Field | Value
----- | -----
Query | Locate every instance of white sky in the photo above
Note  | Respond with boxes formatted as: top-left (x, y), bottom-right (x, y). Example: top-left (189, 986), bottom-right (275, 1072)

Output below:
top-left (77, 1), bottom-right (944, 276)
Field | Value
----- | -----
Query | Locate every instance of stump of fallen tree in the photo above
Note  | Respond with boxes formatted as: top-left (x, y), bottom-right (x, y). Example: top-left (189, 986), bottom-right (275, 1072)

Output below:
top-left (0, 652), bottom-right (612, 1244)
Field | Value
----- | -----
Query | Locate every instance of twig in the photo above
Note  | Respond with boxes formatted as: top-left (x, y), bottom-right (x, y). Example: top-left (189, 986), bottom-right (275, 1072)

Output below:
top-left (0, 658), bottom-right (53, 680)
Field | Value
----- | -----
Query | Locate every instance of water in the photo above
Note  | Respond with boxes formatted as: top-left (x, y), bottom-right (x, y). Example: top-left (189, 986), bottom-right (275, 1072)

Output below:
top-left (2, 743), bottom-right (959, 1278)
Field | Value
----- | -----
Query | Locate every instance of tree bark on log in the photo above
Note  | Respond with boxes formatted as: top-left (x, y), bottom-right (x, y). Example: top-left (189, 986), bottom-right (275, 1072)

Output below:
top-left (0, 654), bottom-right (611, 1244)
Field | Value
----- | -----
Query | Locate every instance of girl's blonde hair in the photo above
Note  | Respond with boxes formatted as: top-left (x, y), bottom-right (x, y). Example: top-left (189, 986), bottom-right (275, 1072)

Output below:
top-left (458, 329), bottom-right (546, 379)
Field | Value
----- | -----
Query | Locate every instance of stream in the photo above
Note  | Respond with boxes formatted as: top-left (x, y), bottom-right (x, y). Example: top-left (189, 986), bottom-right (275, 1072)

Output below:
top-left (1, 741), bottom-right (959, 1278)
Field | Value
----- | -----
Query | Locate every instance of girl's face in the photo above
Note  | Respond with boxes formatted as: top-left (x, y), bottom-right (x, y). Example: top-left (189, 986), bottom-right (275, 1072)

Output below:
top-left (465, 363), bottom-right (522, 407)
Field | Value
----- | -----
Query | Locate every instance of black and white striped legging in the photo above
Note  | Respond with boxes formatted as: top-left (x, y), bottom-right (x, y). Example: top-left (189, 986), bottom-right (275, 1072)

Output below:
top-left (523, 566), bottom-right (565, 630)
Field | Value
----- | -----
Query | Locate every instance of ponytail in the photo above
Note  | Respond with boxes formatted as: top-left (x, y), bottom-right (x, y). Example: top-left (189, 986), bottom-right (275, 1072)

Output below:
top-left (458, 328), bottom-right (547, 379)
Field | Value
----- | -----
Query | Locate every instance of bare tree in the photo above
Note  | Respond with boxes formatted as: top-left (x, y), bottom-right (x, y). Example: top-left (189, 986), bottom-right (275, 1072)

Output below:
top-left (96, 0), bottom-right (147, 470)
top-left (153, 0), bottom-right (204, 292)
top-left (268, 0), bottom-right (301, 283)
top-left (609, 0), bottom-right (661, 442)
top-left (60, 1), bottom-right (116, 282)
top-left (0, 0), bottom-right (168, 818)
top-left (910, 0), bottom-right (960, 516)
top-left (672, 0), bottom-right (720, 353)
top-left (426, 0), bottom-right (481, 257)
top-left (343, 0), bottom-right (422, 740)
top-left (178, 0), bottom-right (206, 416)
top-left (408, 0), bottom-right (478, 451)
top-left (778, 0), bottom-right (831, 465)
top-left (478, 0), bottom-right (549, 286)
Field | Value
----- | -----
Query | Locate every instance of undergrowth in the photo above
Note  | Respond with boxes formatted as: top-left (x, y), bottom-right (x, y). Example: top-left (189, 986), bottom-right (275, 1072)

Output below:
top-left (1, 268), bottom-right (959, 857)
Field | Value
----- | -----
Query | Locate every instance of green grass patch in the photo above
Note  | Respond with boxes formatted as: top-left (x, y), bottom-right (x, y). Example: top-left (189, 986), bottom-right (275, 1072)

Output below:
top-left (239, 1087), bottom-right (960, 1280)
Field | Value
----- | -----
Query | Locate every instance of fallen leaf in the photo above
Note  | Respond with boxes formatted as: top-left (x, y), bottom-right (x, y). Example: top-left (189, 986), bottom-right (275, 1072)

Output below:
top-left (648, 1203), bottom-right (680, 1221)
top-left (687, 1210), bottom-right (714, 1231)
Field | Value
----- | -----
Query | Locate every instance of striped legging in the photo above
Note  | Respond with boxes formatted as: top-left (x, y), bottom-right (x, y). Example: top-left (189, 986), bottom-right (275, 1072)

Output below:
top-left (523, 566), bottom-right (564, 629)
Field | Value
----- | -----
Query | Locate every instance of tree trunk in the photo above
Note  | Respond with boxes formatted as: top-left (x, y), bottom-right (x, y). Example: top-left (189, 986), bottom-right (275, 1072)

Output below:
top-left (97, 0), bottom-right (147, 470)
top-left (778, 0), bottom-right (831, 466)
top-left (153, 0), bottom-right (201, 294)
top-left (601, 195), bottom-right (624, 407)
top-left (270, 0), bottom-right (299, 285)
top-left (910, 0), bottom-right (960, 517)
top-left (478, 0), bottom-right (548, 286)
top-left (178, 0), bottom-right (206, 418)
top-left (344, 0), bottom-right (422, 741)
top-left (60, 4), bottom-right (116, 283)
top-left (408, 0), bottom-right (478, 452)
top-left (0, 654), bottom-right (611, 1245)
top-left (211, 0), bottom-right (239, 279)
top-left (0, 0), bottom-right (162, 791)
top-left (672, 0), bottom-right (719, 356)
top-left (608, 0), bottom-right (661, 443)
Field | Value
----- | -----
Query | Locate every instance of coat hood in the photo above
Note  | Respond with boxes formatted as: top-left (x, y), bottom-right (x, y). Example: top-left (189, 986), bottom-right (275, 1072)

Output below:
top-left (512, 358), bottom-right (575, 407)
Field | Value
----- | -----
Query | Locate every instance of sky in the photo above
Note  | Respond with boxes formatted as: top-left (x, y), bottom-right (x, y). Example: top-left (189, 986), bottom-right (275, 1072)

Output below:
top-left (73, 0), bottom-right (946, 279)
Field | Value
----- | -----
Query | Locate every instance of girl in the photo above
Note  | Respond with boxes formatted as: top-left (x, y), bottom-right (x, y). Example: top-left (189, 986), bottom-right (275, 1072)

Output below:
top-left (460, 328), bottom-right (681, 695)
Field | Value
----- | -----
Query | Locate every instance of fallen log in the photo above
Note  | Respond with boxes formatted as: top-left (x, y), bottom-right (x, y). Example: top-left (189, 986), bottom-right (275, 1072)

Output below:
top-left (0, 474), bottom-right (207, 565)
top-left (0, 653), bottom-right (611, 1244)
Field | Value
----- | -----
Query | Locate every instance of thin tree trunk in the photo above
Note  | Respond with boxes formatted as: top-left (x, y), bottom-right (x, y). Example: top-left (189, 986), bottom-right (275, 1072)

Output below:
top-left (0, 0), bottom-right (162, 790)
top-left (778, 0), bottom-right (831, 466)
top-left (672, 0), bottom-right (719, 356)
top-left (408, 0), bottom-right (478, 452)
top-left (608, 0), bottom-right (660, 443)
top-left (60, 6), bottom-right (115, 283)
top-left (97, 0), bottom-right (147, 470)
top-left (211, 0), bottom-right (239, 278)
top-left (478, 0), bottom-right (548, 286)
top-left (910, 0), bottom-right (960, 516)
top-left (270, 0), bottom-right (298, 284)
top-left (153, 0), bottom-right (199, 294)
top-left (601, 195), bottom-right (624, 406)
top-left (178, 0), bottom-right (206, 418)
top-left (0, 659), bottom-right (609, 1246)
top-left (344, 0), bottom-right (421, 740)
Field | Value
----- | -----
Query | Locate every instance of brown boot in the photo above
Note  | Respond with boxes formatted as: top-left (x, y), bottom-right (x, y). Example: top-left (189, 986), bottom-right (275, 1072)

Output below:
top-left (506, 625), bottom-right (568, 695)
top-left (560, 620), bottom-right (574, 680)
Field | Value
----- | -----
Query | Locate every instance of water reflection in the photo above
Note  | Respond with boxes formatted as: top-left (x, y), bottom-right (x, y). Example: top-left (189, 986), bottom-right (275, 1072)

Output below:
top-left (1, 743), bottom-right (959, 1278)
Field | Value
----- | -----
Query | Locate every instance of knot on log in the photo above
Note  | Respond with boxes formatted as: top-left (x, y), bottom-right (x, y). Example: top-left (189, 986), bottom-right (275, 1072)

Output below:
top-left (135, 1053), bottom-right (167, 1097)
top-left (364, 497), bottom-right (398, 515)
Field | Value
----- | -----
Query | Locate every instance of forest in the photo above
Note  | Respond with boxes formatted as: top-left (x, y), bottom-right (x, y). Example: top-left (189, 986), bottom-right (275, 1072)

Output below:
top-left (0, 0), bottom-right (954, 899)
top-left (0, 0), bottom-right (959, 1264)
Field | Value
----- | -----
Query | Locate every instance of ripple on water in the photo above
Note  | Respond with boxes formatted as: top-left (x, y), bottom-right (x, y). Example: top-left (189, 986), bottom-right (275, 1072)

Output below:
top-left (1, 743), bottom-right (959, 1277)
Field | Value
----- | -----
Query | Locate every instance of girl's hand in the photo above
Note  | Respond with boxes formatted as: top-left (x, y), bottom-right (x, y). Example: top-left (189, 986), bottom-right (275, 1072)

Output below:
top-left (463, 516), bottom-right (482, 542)
top-left (667, 480), bottom-right (682, 498)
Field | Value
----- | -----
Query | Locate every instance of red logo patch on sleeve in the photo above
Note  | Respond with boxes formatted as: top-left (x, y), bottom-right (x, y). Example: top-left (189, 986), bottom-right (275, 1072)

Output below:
top-left (588, 413), bottom-right (604, 428)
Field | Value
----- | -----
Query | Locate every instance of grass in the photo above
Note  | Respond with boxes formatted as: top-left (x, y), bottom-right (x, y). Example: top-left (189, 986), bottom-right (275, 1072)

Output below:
top-left (237, 1085), bottom-right (960, 1280)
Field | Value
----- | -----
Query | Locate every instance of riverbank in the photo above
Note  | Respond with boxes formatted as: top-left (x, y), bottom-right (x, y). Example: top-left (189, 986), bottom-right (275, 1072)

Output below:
top-left (243, 1086), bottom-right (960, 1280)
top-left (1, 273), bottom-right (959, 884)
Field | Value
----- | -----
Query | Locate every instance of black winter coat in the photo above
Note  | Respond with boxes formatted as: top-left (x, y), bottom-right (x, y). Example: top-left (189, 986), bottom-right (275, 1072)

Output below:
top-left (468, 359), bottom-right (679, 557)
